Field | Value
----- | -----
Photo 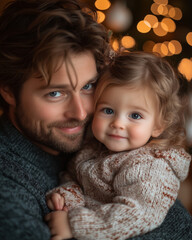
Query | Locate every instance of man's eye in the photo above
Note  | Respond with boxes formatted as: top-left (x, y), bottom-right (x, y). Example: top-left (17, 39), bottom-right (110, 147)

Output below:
top-left (82, 83), bottom-right (94, 90)
top-left (103, 108), bottom-right (114, 115)
top-left (130, 113), bottom-right (141, 120)
top-left (48, 91), bottom-right (61, 98)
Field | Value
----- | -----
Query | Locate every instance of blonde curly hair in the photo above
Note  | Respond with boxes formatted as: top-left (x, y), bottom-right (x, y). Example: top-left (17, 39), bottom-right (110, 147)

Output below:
top-left (94, 51), bottom-right (186, 149)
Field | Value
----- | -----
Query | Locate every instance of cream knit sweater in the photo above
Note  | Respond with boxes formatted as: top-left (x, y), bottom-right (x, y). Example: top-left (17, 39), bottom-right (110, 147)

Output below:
top-left (53, 141), bottom-right (191, 240)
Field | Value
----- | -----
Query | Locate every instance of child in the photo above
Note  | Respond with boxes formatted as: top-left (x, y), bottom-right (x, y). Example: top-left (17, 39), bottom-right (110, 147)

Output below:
top-left (45, 52), bottom-right (191, 240)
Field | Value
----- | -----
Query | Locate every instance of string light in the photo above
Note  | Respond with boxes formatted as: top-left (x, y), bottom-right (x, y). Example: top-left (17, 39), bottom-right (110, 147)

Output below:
top-left (153, 0), bottom-right (168, 5)
top-left (111, 39), bottom-right (119, 51)
top-left (169, 7), bottom-right (182, 20)
top-left (178, 58), bottom-right (192, 81)
top-left (153, 22), bottom-right (168, 36)
top-left (92, 0), bottom-right (190, 82)
top-left (168, 40), bottom-right (182, 55)
top-left (137, 20), bottom-right (151, 33)
top-left (96, 11), bottom-right (106, 23)
top-left (186, 32), bottom-right (192, 46)
top-left (95, 0), bottom-right (111, 11)
top-left (144, 14), bottom-right (158, 28)
top-left (161, 17), bottom-right (176, 32)
top-left (121, 36), bottom-right (136, 49)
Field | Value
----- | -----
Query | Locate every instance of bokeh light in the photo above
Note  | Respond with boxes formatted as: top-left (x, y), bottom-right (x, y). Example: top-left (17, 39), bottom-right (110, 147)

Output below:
top-left (144, 14), bottom-right (158, 28)
top-left (168, 40), bottom-right (182, 55)
top-left (153, 22), bottom-right (168, 36)
top-left (96, 11), bottom-right (105, 23)
top-left (161, 18), bottom-right (176, 32)
top-left (137, 20), bottom-right (151, 33)
top-left (95, 0), bottom-right (111, 10)
top-left (121, 36), bottom-right (136, 49)
top-left (178, 58), bottom-right (192, 81)
top-left (186, 32), bottom-right (192, 46)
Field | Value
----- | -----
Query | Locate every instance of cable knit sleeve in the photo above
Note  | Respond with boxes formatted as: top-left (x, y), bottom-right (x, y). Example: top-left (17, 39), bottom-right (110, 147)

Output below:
top-left (67, 147), bottom-right (191, 240)
top-left (46, 171), bottom-right (85, 210)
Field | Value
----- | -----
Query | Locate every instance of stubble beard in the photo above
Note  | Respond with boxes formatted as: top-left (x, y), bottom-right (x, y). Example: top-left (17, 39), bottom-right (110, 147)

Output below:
top-left (13, 106), bottom-right (91, 153)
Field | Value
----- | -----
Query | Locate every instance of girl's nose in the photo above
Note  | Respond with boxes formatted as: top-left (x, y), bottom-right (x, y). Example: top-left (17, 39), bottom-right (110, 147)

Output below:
top-left (110, 118), bottom-right (125, 130)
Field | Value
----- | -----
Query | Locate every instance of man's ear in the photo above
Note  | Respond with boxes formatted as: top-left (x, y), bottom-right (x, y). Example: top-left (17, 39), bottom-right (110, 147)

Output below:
top-left (152, 125), bottom-right (164, 138)
top-left (0, 86), bottom-right (16, 106)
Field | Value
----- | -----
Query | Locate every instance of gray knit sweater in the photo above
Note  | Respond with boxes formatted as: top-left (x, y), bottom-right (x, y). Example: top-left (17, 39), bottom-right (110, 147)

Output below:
top-left (0, 115), bottom-right (192, 240)
top-left (0, 115), bottom-right (62, 240)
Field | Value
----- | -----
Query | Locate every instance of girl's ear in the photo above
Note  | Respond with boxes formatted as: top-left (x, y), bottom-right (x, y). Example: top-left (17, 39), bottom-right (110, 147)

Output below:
top-left (152, 124), bottom-right (164, 138)
top-left (0, 86), bottom-right (16, 106)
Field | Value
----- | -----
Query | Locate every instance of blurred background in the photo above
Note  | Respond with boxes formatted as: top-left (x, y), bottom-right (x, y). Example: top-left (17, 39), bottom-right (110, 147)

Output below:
top-left (0, 0), bottom-right (192, 213)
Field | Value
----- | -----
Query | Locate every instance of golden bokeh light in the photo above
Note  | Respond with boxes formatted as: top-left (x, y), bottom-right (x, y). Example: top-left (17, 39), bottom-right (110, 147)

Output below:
top-left (178, 58), bottom-right (192, 81)
top-left (168, 40), bottom-right (182, 55)
top-left (152, 43), bottom-right (164, 56)
top-left (160, 43), bottom-right (169, 56)
top-left (96, 11), bottom-right (105, 23)
top-left (162, 41), bottom-right (173, 56)
top-left (95, 0), bottom-right (111, 11)
top-left (169, 7), bottom-right (182, 20)
top-left (137, 20), bottom-right (151, 33)
top-left (144, 14), bottom-right (158, 28)
top-left (157, 4), bottom-right (168, 15)
top-left (111, 39), bottom-right (119, 51)
top-left (153, 22), bottom-right (167, 36)
top-left (121, 36), bottom-right (136, 49)
top-left (161, 18), bottom-right (176, 32)
top-left (151, 3), bottom-right (159, 15)
top-left (153, 0), bottom-right (168, 5)
top-left (186, 32), bottom-right (192, 46)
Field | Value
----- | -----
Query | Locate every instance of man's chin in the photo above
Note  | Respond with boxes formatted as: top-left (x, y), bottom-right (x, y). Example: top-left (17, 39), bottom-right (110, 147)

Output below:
top-left (50, 134), bottom-right (84, 153)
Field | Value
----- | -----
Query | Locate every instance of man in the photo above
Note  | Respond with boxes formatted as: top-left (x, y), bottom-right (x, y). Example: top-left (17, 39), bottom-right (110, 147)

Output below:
top-left (0, 0), bottom-right (191, 239)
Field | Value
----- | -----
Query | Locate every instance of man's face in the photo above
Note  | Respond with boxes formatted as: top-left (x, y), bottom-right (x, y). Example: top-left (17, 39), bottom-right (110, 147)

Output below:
top-left (9, 51), bottom-right (98, 155)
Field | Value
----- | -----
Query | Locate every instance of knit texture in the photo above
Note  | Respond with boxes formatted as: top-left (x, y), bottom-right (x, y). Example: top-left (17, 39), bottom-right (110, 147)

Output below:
top-left (54, 139), bottom-right (192, 240)
top-left (0, 115), bottom-right (62, 240)
top-left (1, 115), bottom-right (192, 240)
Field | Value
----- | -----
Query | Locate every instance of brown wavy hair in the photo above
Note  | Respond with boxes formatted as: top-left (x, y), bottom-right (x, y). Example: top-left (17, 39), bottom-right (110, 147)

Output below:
top-left (0, 0), bottom-right (110, 112)
top-left (94, 51), bottom-right (186, 149)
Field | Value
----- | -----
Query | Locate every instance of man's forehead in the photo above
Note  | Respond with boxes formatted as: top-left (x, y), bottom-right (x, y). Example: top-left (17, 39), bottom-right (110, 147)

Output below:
top-left (33, 51), bottom-right (98, 89)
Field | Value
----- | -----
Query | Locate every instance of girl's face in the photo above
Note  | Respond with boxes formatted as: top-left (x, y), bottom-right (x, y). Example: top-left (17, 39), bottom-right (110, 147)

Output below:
top-left (92, 85), bottom-right (163, 152)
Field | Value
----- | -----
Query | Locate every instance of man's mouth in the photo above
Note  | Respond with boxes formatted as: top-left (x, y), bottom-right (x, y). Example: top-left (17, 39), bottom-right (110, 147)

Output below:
top-left (58, 125), bottom-right (83, 134)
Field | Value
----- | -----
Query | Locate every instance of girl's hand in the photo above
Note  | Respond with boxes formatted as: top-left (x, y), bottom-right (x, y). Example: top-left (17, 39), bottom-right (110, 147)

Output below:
top-left (46, 192), bottom-right (66, 211)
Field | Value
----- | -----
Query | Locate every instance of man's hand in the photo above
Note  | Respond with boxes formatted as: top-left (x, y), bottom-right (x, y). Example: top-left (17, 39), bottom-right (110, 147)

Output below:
top-left (45, 210), bottom-right (73, 240)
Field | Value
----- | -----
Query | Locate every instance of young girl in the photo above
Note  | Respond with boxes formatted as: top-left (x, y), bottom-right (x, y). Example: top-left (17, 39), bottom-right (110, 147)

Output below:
top-left (45, 52), bottom-right (191, 240)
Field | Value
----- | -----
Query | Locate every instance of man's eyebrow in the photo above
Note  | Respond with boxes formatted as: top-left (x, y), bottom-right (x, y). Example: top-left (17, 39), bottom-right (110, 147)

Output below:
top-left (39, 84), bottom-right (68, 90)
top-left (39, 74), bottom-right (99, 90)
top-left (87, 74), bottom-right (99, 83)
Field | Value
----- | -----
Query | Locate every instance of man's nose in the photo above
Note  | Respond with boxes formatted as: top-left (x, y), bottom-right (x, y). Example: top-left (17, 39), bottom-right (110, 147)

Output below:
top-left (65, 94), bottom-right (87, 121)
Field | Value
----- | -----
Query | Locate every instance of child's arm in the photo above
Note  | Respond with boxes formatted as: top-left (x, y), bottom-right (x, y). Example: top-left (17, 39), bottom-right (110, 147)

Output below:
top-left (46, 176), bottom-right (85, 211)
top-left (62, 147), bottom-right (191, 240)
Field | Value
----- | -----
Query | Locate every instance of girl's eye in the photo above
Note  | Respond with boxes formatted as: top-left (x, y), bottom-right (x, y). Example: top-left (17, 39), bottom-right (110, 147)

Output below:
top-left (103, 108), bottom-right (114, 115)
top-left (130, 113), bottom-right (142, 120)
top-left (48, 91), bottom-right (61, 98)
